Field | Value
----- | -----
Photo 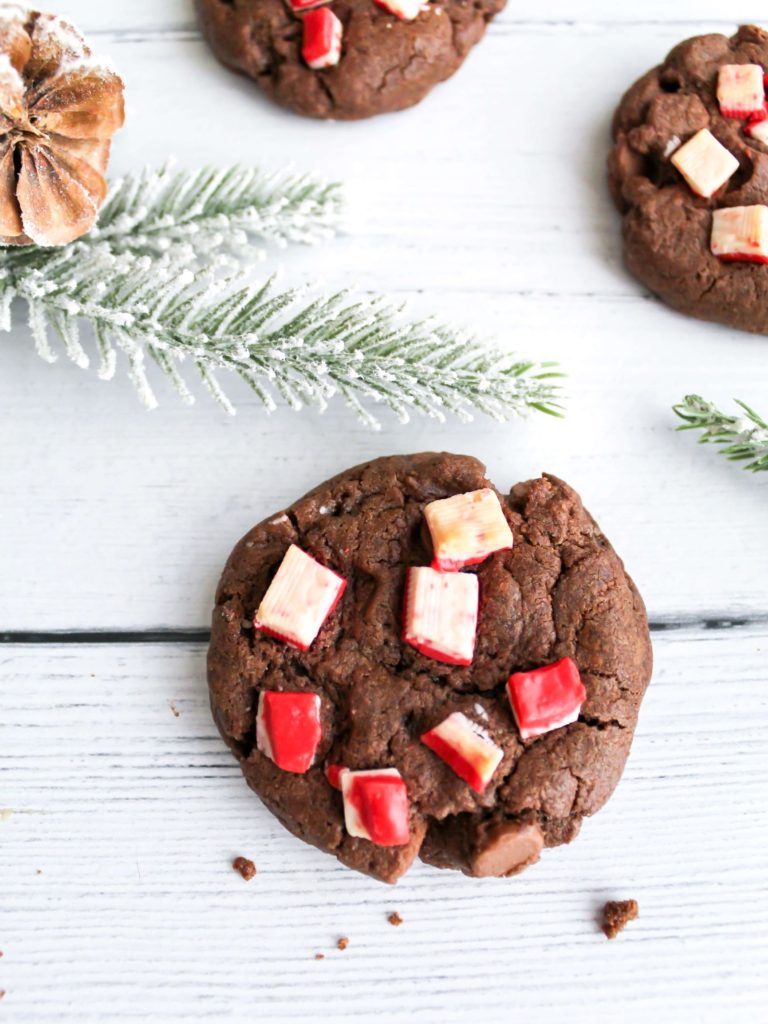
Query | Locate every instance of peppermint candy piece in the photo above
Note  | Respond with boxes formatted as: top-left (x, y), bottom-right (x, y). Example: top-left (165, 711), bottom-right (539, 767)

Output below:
top-left (373, 0), bottom-right (427, 19)
top-left (421, 711), bottom-right (503, 793)
top-left (341, 768), bottom-right (410, 846)
top-left (254, 544), bottom-right (346, 650)
top-left (717, 64), bottom-right (765, 119)
top-left (403, 566), bottom-right (479, 666)
top-left (288, 0), bottom-right (329, 10)
top-left (302, 7), bottom-right (343, 70)
top-left (256, 691), bottom-right (322, 773)
top-left (507, 657), bottom-right (586, 740)
top-left (711, 205), bottom-right (768, 264)
top-left (424, 488), bottom-right (514, 572)
top-left (670, 129), bottom-right (738, 198)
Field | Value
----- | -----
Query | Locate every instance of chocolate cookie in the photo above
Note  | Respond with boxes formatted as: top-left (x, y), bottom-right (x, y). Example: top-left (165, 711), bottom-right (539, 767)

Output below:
top-left (609, 24), bottom-right (768, 335)
top-left (208, 454), bottom-right (652, 883)
top-left (196, 0), bottom-right (506, 121)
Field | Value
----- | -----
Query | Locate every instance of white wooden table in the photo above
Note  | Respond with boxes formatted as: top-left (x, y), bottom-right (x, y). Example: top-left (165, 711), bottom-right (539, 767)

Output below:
top-left (2, 3), bottom-right (768, 1021)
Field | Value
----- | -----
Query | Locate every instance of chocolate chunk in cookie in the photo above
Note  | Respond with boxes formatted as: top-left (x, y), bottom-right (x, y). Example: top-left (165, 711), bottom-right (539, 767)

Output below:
top-left (208, 454), bottom-right (652, 883)
top-left (609, 24), bottom-right (768, 335)
top-left (196, 0), bottom-right (506, 120)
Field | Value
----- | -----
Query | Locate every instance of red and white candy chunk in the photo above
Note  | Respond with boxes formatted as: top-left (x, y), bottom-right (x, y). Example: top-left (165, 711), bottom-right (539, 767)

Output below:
top-left (374, 0), bottom-right (426, 19)
top-left (256, 691), bottom-right (322, 773)
top-left (670, 129), bottom-right (738, 198)
top-left (711, 205), bottom-right (768, 263)
top-left (421, 712), bottom-right (503, 794)
top-left (745, 110), bottom-right (768, 144)
top-left (403, 566), bottom-right (479, 666)
top-left (717, 64), bottom-right (765, 119)
top-left (424, 488), bottom-right (514, 572)
top-left (341, 768), bottom-right (410, 846)
top-left (288, 0), bottom-right (329, 10)
top-left (254, 544), bottom-right (346, 650)
top-left (301, 7), bottom-right (342, 70)
top-left (507, 657), bottom-right (586, 740)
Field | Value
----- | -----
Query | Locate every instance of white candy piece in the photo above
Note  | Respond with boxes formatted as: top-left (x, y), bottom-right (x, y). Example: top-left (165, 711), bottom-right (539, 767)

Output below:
top-left (711, 205), bottom-right (768, 262)
top-left (404, 567), bottom-right (479, 666)
top-left (254, 544), bottom-right (346, 650)
top-left (746, 117), bottom-right (768, 145)
top-left (424, 488), bottom-right (514, 571)
top-left (374, 0), bottom-right (426, 20)
top-left (670, 129), bottom-right (739, 198)
top-left (717, 64), bottom-right (765, 118)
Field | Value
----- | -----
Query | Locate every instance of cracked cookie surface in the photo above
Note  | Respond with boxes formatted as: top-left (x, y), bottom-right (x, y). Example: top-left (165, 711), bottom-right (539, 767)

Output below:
top-left (609, 24), bottom-right (768, 334)
top-left (208, 453), bottom-right (652, 883)
top-left (196, 0), bottom-right (506, 120)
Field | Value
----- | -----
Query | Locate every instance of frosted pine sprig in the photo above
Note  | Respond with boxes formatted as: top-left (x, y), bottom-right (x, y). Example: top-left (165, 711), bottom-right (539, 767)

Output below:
top-left (673, 395), bottom-right (768, 472)
top-left (90, 164), bottom-right (342, 256)
top-left (0, 164), bottom-right (563, 428)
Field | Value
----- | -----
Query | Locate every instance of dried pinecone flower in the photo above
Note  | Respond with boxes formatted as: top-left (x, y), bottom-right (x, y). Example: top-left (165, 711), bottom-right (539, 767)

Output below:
top-left (0, 5), bottom-right (124, 246)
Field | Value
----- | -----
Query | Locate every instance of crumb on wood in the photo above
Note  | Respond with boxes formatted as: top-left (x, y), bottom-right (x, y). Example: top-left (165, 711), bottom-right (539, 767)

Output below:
top-left (232, 856), bottom-right (257, 881)
top-left (602, 899), bottom-right (639, 940)
top-left (337, 937), bottom-right (349, 951)
top-left (388, 912), bottom-right (403, 927)
top-left (314, 953), bottom-right (325, 960)
top-left (170, 702), bottom-right (181, 718)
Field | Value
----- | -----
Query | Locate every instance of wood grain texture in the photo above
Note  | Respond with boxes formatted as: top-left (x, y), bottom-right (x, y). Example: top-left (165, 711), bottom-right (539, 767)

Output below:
top-left (2, 626), bottom-right (767, 1022)
top-left (2, 3), bottom-right (768, 1020)
top-left (0, 12), bottom-right (766, 630)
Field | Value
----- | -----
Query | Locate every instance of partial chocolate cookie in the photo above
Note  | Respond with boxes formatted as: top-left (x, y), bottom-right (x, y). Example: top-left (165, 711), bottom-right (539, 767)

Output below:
top-left (196, 0), bottom-right (506, 121)
top-left (609, 24), bottom-right (768, 334)
top-left (208, 454), bottom-right (652, 883)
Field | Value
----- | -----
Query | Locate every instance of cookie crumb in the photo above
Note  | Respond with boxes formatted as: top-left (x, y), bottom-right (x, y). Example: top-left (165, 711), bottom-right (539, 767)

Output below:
top-left (232, 856), bottom-right (257, 881)
top-left (314, 953), bottom-right (325, 960)
top-left (0, 991), bottom-right (5, 1000)
top-left (337, 937), bottom-right (349, 951)
top-left (602, 899), bottom-right (638, 939)
top-left (35, 869), bottom-right (42, 875)
top-left (387, 912), bottom-right (403, 927)
top-left (0, 809), bottom-right (12, 821)
top-left (170, 702), bottom-right (181, 718)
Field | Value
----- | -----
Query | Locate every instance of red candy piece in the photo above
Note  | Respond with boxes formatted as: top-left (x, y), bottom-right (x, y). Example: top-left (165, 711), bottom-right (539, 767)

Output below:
top-left (288, 0), bottom-right (329, 10)
top-left (506, 657), bottom-right (586, 741)
top-left (301, 7), bottom-right (342, 70)
top-left (341, 768), bottom-right (410, 846)
top-left (403, 566), bottom-right (479, 666)
top-left (746, 102), bottom-right (768, 127)
top-left (256, 691), bottom-right (322, 773)
top-left (421, 711), bottom-right (503, 794)
top-left (373, 0), bottom-right (425, 19)
top-left (254, 544), bottom-right (346, 651)
top-left (325, 763), bottom-right (346, 790)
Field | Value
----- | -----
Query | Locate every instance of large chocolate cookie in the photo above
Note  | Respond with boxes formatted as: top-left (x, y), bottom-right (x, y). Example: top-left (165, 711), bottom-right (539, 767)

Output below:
top-left (196, 0), bottom-right (505, 121)
top-left (208, 454), bottom-right (652, 883)
top-left (609, 24), bottom-right (768, 335)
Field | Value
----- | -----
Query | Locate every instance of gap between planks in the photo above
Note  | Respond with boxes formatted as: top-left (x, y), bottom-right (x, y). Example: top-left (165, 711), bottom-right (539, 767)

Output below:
top-left (1, 613), bottom-right (767, 645)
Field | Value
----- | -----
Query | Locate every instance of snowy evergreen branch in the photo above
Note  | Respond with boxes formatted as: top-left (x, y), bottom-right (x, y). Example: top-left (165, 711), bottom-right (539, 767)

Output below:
top-left (673, 395), bottom-right (768, 473)
top-left (89, 164), bottom-right (342, 256)
top-left (0, 165), bottom-right (564, 427)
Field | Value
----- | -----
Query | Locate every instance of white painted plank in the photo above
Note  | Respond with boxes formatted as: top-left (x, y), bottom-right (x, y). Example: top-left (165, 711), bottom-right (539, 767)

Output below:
top-left (1, 625), bottom-right (767, 1022)
top-left (1, 26), bottom-right (766, 630)
top-left (50, 1), bottom-right (768, 34)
